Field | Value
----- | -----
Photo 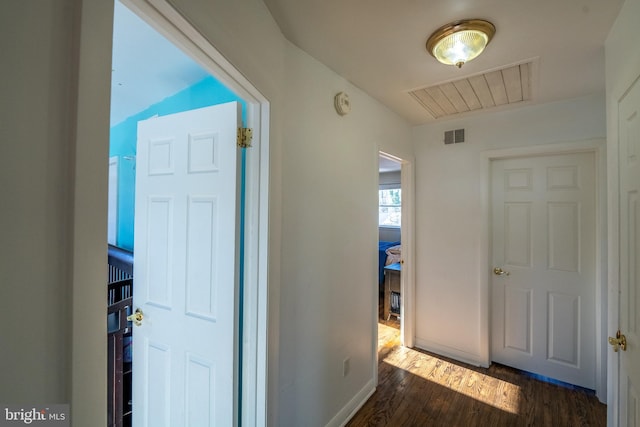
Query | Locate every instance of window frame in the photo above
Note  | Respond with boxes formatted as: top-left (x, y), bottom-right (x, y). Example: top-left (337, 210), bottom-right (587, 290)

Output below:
top-left (378, 186), bottom-right (401, 228)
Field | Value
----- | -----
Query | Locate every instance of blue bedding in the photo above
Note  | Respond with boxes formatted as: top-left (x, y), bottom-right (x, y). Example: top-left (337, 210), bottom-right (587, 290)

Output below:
top-left (379, 241), bottom-right (400, 285)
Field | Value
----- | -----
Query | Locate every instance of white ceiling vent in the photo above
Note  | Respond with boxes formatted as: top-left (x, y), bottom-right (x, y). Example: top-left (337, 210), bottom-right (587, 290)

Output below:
top-left (410, 61), bottom-right (534, 119)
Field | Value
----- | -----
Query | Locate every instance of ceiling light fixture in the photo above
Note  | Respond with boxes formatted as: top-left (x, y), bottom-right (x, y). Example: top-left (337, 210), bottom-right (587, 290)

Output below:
top-left (426, 19), bottom-right (495, 68)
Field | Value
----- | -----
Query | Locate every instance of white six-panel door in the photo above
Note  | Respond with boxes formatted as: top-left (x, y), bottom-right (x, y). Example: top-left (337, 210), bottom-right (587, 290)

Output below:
top-left (132, 102), bottom-right (240, 426)
top-left (491, 152), bottom-right (596, 388)
top-left (618, 77), bottom-right (640, 427)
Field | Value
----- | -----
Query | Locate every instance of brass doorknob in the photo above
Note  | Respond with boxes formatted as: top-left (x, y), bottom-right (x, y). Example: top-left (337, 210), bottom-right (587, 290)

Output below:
top-left (493, 267), bottom-right (510, 276)
top-left (608, 330), bottom-right (627, 352)
top-left (127, 308), bottom-right (144, 326)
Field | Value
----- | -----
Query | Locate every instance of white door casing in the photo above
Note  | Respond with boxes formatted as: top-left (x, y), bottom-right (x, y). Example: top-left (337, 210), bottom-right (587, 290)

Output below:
top-left (491, 152), bottom-right (596, 388)
top-left (617, 77), bottom-right (640, 427)
top-left (133, 102), bottom-right (240, 426)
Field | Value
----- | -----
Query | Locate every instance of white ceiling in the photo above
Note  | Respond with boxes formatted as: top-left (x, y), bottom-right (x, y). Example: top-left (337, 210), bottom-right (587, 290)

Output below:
top-left (110, 0), bottom-right (208, 125)
top-left (263, 0), bottom-right (624, 125)
top-left (111, 1), bottom-right (624, 127)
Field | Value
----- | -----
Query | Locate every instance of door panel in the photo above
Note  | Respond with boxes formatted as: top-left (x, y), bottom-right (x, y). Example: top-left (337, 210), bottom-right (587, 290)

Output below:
top-left (503, 287), bottom-right (531, 353)
top-left (504, 202), bottom-right (532, 267)
top-left (547, 292), bottom-right (579, 366)
top-left (619, 77), bottom-right (640, 427)
top-left (491, 152), bottom-right (596, 388)
top-left (547, 202), bottom-right (579, 272)
top-left (133, 102), bottom-right (240, 426)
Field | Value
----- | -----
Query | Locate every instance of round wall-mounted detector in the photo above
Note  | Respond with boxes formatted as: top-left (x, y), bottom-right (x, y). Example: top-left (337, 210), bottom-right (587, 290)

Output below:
top-left (334, 92), bottom-right (351, 116)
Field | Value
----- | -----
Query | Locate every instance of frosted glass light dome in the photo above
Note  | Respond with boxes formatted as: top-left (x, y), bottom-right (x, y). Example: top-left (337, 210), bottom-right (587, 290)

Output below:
top-left (427, 19), bottom-right (496, 68)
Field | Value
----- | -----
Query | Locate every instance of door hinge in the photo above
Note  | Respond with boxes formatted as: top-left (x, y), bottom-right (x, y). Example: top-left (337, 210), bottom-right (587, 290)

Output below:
top-left (237, 128), bottom-right (253, 148)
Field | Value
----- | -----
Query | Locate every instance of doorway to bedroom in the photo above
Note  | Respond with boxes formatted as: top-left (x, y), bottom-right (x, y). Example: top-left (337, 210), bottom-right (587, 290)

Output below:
top-left (378, 153), bottom-right (402, 332)
top-left (106, 1), bottom-right (269, 425)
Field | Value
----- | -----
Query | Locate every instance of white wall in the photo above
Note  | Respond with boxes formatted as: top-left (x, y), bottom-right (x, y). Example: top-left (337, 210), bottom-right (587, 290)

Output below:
top-left (0, 0), bottom-right (114, 421)
top-left (0, 0), bottom-right (413, 425)
top-left (277, 42), bottom-right (412, 425)
top-left (0, 0), bottom-right (78, 403)
top-left (605, 0), bottom-right (640, 422)
top-left (412, 94), bottom-right (606, 364)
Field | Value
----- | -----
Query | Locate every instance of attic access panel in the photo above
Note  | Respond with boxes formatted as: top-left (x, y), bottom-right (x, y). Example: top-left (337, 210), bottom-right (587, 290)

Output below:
top-left (410, 61), bottom-right (533, 119)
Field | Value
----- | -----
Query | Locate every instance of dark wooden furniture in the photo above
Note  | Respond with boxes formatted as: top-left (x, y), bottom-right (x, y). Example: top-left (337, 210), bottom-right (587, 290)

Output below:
top-left (108, 245), bottom-right (133, 427)
top-left (383, 262), bottom-right (401, 320)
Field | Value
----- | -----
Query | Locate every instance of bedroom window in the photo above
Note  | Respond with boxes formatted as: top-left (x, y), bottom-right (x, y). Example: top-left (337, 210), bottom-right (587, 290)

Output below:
top-left (379, 188), bottom-right (401, 227)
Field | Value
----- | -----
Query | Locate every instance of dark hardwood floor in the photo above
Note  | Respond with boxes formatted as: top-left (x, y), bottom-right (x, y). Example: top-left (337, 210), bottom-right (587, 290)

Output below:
top-left (347, 320), bottom-right (606, 427)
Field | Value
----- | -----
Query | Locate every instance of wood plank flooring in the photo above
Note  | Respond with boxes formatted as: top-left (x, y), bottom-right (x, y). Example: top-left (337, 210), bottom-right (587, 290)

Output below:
top-left (347, 323), bottom-right (606, 427)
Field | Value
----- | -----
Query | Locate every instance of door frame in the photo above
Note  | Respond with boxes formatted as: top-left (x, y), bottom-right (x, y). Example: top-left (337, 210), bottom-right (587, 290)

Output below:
top-left (376, 151), bottom-right (415, 351)
top-left (123, 1), bottom-right (271, 423)
top-left (479, 139), bottom-right (607, 401)
top-left (400, 158), bottom-right (415, 348)
top-left (71, 0), bottom-right (270, 424)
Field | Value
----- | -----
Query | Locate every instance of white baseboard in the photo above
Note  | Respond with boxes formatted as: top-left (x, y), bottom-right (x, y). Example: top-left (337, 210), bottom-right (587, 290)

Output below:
top-left (414, 338), bottom-right (489, 368)
top-left (325, 379), bottom-right (376, 427)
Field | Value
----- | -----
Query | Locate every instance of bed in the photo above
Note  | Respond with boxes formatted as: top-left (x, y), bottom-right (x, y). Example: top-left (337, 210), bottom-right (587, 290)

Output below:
top-left (378, 241), bottom-right (401, 289)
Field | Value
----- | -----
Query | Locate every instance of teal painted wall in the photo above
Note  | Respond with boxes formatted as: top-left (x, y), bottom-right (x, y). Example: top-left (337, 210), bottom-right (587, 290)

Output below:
top-left (109, 75), bottom-right (245, 250)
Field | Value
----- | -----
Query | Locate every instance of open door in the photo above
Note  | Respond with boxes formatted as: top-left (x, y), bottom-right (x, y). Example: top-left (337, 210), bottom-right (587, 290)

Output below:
top-left (614, 77), bottom-right (640, 426)
top-left (132, 102), bottom-right (240, 425)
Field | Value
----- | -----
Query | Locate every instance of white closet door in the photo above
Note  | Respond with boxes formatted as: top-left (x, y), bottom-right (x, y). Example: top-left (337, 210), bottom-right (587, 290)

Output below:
top-left (491, 152), bottom-right (596, 388)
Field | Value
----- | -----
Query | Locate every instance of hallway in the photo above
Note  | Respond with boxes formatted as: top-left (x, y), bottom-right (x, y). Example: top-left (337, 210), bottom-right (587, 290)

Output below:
top-left (347, 323), bottom-right (606, 426)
